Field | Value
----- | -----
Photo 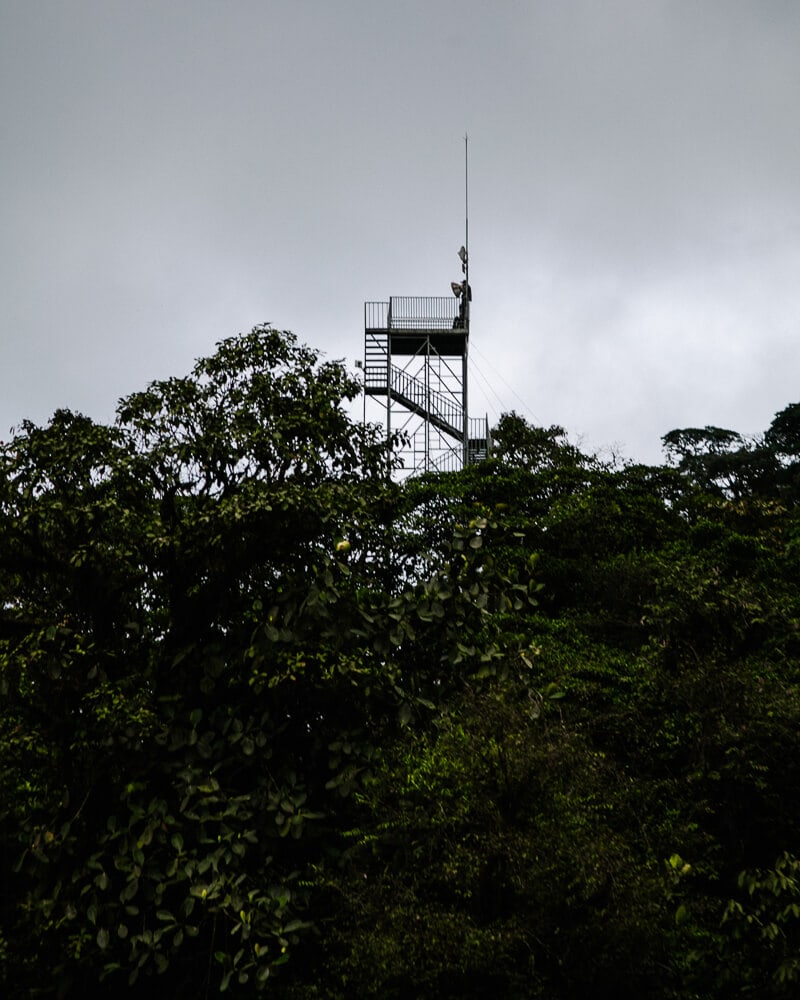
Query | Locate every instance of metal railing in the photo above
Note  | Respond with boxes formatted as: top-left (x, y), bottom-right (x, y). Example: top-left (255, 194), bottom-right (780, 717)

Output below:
top-left (365, 297), bottom-right (465, 331)
top-left (365, 301), bottom-right (390, 330)
top-left (468, 416), bottom-right (490, 463)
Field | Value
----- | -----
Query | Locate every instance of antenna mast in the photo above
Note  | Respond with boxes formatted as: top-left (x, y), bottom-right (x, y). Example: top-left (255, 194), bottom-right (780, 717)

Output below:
top-left (464, 133), bottom-right (469, 293)
top-left (462, 133), bottom-right (470, 465)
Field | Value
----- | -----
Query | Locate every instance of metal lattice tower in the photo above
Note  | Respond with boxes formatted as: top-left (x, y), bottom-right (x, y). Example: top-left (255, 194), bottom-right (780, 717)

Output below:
top-left (362, 249), bottom-right (490, 476)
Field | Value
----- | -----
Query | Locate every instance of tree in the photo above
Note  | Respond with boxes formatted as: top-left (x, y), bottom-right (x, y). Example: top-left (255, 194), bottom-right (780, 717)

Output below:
top-left (0, 326), bottom-right (536, 997)
top-left (309, 678), bottom-right (676, 1000)
top-left (491, 412), bottom-right (590, 473)
top-left (7, 355), bottom-right (800, 997)
top-left (661, 425), bottom-right (780, 500)
top-left (764, 403), bottom-right (800, 460)
top-left (763, 403), bottom-right (800, 501)
top-left (0, 328), bottom-right (380, 993)
top-left (376, 411), bottom-right (800, 998)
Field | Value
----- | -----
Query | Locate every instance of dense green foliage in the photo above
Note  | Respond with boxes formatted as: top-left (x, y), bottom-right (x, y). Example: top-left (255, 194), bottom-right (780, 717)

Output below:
top-left (3, 327), bottom-right (800, 997)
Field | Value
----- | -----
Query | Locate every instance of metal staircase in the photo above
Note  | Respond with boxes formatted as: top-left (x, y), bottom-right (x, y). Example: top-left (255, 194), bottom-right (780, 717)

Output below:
top-left (364, 328), bottom-right (388, 393)
top-left (388, 366), bottom-right (463, 441)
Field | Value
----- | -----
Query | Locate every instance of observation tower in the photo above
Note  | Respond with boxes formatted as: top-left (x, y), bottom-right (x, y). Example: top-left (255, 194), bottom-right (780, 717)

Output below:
top-left (362, 242), bottom-right (490, 475)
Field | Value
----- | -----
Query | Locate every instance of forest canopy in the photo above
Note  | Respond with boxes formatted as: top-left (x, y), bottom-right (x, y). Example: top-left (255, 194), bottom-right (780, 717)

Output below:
top-left (3, 325), bottom-right (800, 998)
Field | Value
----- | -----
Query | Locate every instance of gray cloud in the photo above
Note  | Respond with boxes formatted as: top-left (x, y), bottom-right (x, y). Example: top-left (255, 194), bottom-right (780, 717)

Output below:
top-left (2, 0), bottom-right (799, 461)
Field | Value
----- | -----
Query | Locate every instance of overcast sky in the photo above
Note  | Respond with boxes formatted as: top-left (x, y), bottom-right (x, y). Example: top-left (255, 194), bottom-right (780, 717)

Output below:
top-left (3, 0), bottom-right (800, 464)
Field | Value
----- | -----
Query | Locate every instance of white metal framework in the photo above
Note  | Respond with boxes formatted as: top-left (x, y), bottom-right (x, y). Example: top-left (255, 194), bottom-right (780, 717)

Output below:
top-left (363, 286), bottom-right (490, 476)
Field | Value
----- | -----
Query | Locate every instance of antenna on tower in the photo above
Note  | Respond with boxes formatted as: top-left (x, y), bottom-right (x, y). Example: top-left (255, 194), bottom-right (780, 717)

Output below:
top-left (458, 133), bottom-right (470, 327)
top-left (464, 132), bottom-right (469, 286)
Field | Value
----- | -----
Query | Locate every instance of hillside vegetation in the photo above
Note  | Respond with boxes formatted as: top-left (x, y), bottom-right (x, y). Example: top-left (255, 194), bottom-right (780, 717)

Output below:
top-left (3, 327), bottom-right (800, 998)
